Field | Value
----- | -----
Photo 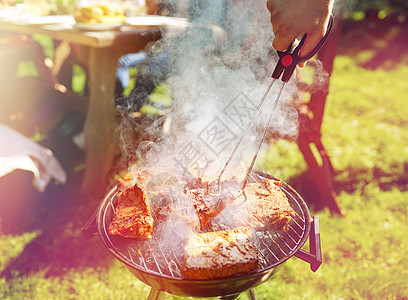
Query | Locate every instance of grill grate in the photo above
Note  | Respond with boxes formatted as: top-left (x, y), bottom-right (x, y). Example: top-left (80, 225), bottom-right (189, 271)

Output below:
top-left (100, 173), bottom-right (310, 280)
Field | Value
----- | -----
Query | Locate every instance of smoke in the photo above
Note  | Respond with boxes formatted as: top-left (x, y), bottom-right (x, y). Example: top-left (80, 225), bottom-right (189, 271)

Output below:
top-left (115, 0), bottom-right (301, 179)
top-left (109, 1), bottom-right (339, 270)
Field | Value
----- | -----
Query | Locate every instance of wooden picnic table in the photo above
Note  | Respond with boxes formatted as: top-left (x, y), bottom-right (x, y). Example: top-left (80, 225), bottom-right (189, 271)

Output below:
top-left (0, 16), bottom-right (169, 198)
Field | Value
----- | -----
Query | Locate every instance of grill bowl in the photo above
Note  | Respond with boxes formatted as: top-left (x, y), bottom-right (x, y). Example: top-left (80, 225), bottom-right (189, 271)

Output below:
top-left (94, 171), bottom-right (314, 298)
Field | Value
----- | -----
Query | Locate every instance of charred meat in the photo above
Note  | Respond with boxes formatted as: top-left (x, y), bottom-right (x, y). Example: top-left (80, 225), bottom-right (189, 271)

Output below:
top-left (243, 179), bottom-right (295, 231)
top-left (182, 226), bottom-right (258, 280)
top-left (150, 187), bottom-right (201, 231)
top-left (184, 188), bottom-right (233, 230)
top-left (108, 171), bottom-right (154, 239)
top-left (108, 168), bottom-right (294, 242)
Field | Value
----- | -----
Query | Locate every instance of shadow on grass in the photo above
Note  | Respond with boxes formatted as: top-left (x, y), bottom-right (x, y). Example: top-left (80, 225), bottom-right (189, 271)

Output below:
top-left (285, 163), bottom-right (408, 213)
top-left (283, 172), bottom-right (330, 212)
top-left (338, 14), bottom-right (408, 70)
top-left (0, 115), bottom-right (114, 279)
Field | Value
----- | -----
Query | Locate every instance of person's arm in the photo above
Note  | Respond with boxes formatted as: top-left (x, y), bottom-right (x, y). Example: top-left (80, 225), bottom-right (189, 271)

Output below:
top-left (266, 0), bottom-right (334, 60)
top-left (145, 0), bottom-right (161, 15)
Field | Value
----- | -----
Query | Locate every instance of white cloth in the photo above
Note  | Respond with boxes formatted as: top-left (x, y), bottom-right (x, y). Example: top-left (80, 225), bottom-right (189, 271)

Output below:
top-left (0, 124), bottom-right (66, 192)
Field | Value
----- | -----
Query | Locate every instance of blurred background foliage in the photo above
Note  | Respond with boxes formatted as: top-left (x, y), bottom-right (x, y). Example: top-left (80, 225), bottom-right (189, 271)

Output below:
top-left (345, 0), bottom-right (408, 19)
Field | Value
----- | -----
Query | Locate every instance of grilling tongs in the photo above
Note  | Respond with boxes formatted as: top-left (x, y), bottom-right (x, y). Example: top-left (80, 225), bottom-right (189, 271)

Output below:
top-left (208, 15), bottom-right (334, 200)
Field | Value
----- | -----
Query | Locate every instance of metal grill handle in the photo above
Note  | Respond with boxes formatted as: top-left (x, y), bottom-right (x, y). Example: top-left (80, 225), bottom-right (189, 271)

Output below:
top-left (293, 215), bottom-right (322, 272)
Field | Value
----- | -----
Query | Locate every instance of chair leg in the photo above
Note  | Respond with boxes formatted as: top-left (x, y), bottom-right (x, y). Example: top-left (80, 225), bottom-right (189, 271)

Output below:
top-left (314, 139), bottom-right (335, 176)
top-left (297, 136), bottom-right (342, 215)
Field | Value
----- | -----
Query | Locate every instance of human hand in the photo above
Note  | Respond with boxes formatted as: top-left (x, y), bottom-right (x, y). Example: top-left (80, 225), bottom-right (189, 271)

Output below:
top-left (266, 0), bottom-right (334, 66)
top-left (145, 0), bottom-right (160, 15)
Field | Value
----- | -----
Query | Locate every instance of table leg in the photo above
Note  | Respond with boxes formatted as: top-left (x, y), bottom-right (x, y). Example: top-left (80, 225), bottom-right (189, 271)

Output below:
top-left (81, 46), bottom-right (120, 198)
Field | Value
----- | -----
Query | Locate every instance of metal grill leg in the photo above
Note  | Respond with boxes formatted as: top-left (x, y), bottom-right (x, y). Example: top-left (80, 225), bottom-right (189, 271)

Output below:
top-left (247, 289), bottom-right (257, 300)
top-left (147, 287), bottom-right (164, 300)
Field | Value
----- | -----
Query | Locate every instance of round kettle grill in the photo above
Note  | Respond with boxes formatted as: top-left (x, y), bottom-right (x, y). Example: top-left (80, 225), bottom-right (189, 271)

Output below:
top-left (82, 171), bottom-right (322, 299)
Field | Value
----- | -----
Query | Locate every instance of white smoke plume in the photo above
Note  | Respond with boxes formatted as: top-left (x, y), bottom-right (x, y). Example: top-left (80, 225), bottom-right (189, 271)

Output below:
top-left (115, 0), bottom-right (301, 179)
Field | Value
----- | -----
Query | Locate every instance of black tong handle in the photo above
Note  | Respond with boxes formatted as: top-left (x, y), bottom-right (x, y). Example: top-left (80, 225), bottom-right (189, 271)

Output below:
top-left (272, 14), bottom-right (334, 82)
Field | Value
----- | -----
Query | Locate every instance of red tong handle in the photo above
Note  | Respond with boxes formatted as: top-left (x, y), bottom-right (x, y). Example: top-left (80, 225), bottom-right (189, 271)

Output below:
top-left (272, 14), bottom-right (334, 82)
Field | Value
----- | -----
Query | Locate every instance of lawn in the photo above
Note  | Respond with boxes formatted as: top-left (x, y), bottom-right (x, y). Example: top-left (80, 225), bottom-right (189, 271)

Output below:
top-left (1, 15), bottom-right (407, 300)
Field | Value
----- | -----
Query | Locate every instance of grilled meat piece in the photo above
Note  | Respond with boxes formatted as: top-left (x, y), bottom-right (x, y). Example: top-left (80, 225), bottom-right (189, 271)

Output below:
top-left (182, 227), bottom-right (258, 280)
top-left (182, 175), bottom-right (241, 230)
top-left (151, 177), bottom-right (237, 231)
top-left (108, 205), bottom-right (154, 239)
top-left (108, 172), bottom-right (154, 239)
top-left (151, 187), bottom-right (201, 231)
top-left (243, 179), bottom-right (295, 230)
top-left (184, 188), bottom-right (233, 230)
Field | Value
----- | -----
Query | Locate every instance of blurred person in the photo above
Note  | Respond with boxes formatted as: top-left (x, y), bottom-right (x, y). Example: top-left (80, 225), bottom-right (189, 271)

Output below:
top-left (117, 0), bottom-right (262, 111)
top-left (115, 0), bottom-right (231, 111)
top-left (114, 0), bottom-right (176, 108)
top-left (114, 0), bottom-right (164, 98)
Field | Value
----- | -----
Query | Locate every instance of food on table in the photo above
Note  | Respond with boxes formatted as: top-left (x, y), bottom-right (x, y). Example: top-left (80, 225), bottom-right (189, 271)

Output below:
top-left (0, 0), bottom-right (16, 9)
top-left (74, 4), bottom-right (125, 24)
top-left (182, 226), bottom-right (259, 280)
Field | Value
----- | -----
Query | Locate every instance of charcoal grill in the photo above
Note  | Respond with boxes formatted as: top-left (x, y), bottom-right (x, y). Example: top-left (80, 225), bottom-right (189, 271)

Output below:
top-left (82, 171), bottom-right (322, 299)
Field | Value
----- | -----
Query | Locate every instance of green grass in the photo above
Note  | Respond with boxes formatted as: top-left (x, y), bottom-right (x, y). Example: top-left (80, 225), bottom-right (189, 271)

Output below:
top-left (1, 18), bottom-right (408, 299)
